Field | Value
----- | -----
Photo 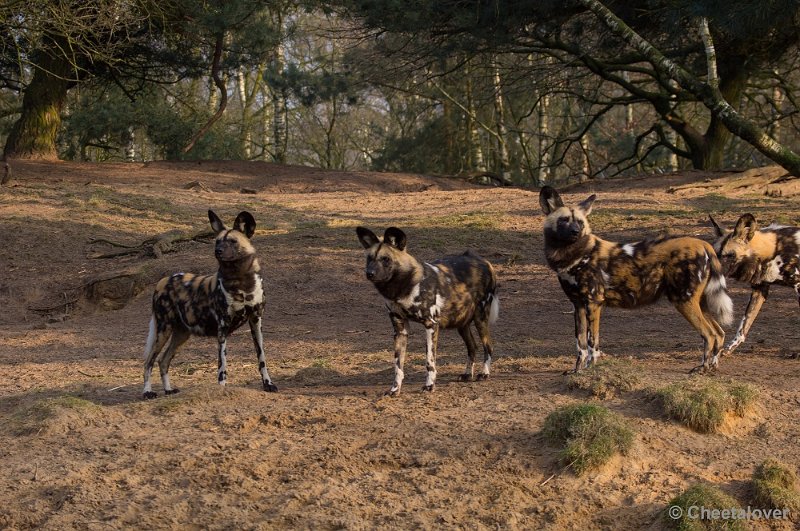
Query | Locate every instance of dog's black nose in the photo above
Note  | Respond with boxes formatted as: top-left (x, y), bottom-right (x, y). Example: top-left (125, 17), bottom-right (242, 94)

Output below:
top-left (366, 270), bottom-right (375, 280)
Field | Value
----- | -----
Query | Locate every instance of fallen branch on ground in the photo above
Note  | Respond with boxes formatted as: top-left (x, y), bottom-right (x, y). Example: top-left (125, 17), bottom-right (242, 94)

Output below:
top-left (89, 229), bottom-right (215, 259)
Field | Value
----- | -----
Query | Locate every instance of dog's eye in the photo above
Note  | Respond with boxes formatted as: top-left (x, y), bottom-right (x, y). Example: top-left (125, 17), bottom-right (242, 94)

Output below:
top-left (558, 217), bottom-right (569, 225)
top-left (381, 256), bottom-right (391, 265)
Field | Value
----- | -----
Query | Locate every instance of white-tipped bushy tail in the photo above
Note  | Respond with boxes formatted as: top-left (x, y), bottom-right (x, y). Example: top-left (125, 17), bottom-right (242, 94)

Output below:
top-left (143, 316), bottom-right (157, 359)
top-left (488, 293), bottom-right (500, 325)
top-left (704, 263), bottom-right (734, 326)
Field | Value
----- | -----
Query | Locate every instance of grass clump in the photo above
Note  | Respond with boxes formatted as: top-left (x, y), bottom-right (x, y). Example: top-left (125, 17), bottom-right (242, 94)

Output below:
top-left (9, 395), bottom-right (101, 435)
top-left (542, 404), bottom-right (634, 475)
top-left (664, 483), bottom-right (746, 530)
top-left (566, 358), bottom-right (640, 399)
top-left (655, 378), bottom-right (757, 434)
top-left (752, 459), bottom-right (800, 514)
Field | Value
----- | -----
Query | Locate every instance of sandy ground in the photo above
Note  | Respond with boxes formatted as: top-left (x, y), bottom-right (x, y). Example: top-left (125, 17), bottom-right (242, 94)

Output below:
top-left (1, 161), bottom-right (799, 530)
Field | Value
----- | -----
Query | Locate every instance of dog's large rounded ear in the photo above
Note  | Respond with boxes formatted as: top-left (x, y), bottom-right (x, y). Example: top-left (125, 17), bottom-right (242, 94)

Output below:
top-left (539, 186), bottom-right (564, 215)
top-left (383, 227), bottom-right (407, 251)
top-left (733, 213), bottom-right (757, 242)
top-left (209, 210), bottom-right (226, 233)
top-left (356, 227), bottom-right (379, 249)
top-left (232, 211), bottom-right (257, 238)
top-left (578, 194), bottom-right (596, 216)
top-left (709, 215), bottom-right (725, 238)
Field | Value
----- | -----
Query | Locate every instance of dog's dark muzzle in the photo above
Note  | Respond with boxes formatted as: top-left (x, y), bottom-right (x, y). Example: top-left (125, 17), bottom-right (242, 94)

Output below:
top-left (366, 268), bottom-right (377, 281)
top-left (558, 226), bottom-right (581, 243)
top-left (215, 244), bottom-right (238, 261)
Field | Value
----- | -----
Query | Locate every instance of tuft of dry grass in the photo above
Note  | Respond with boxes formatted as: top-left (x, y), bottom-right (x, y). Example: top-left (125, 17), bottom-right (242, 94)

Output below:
top-left (566, 358), bottom-right (641, 399)
top-left (752, 459), bottom-right (800, 515)
top-left (9, 395), bottom-right (102, 436)
top-left (542, 404), bottom-right (634, 475)
top-left (654, 378), bottom-right (758, 433)
top-left (664, 483), bottom-right (746, 530)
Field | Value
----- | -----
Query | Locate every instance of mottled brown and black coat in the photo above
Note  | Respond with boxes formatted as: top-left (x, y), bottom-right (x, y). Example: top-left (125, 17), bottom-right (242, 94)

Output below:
top-left (540, 186), bottom-right (733, 373)
top-left (710, 214), bottom-right (800, 356)
top-left (142, 210), bottom-right (277, 399)
top-left (357, 227), bottom-right (499, 395)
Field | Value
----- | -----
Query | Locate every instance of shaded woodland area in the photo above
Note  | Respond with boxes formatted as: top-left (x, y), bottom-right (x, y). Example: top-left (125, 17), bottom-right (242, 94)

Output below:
top-left (2, 1), bottom-right (800, 184)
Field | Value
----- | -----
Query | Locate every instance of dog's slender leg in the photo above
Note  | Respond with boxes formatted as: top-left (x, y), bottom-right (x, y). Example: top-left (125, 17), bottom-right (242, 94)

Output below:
top-left (474, 316), bottom-right (494, 380)
top-left (587, 302), bottom-right (603, 366)
top-left (725, 284), bottom-right (769, 356)
top-left (568, 303), bottom-right (589, 374)
top-left (143, 317), bottom-right (171, 399)
top-left (458, 325), bottom-right (478, 382)
top-left (675, 300), bottom-right (717, 374)
top-left (249, 316), bottom-right (277, 392)
top-left (703, 311), bottom-right (725, 369)
top-left (422, 323), bottom-right (439, 392)
top-left (217, 330), bottom-right (229, 386)
top-left (387, 314), bottom-right (408, 396)
top-left (159, 328), bottom-right (190, 395)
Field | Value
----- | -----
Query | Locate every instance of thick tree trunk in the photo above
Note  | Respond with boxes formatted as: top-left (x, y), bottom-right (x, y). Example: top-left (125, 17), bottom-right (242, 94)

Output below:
top-left (693, 70), bottom-right (746, 170)
top-left (4, 51), bottom-right (73, 160)
top-left (579, 0), bottom-right (800, 177)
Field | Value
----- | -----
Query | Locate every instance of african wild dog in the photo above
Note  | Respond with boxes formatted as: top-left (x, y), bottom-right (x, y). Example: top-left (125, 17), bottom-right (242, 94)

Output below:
top-left (539, 186), bottom-right (734, 374)
top-left (710, 214), bottom-right (800, 357)
top-left (142, 210), bottom-right (278, 399)
top-left (356, 227), bottom-right (499, 395)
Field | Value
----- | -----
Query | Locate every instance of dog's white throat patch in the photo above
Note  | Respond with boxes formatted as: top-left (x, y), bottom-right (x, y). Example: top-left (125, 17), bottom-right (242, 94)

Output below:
top-left (220, 275), bottom-right (263, 313)
top-left (395, 283), bottom-right (420, 309)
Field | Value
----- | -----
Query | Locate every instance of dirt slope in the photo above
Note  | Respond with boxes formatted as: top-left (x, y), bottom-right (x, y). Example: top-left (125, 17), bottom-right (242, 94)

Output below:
top-left (1, 161), bottom-right (799, 530)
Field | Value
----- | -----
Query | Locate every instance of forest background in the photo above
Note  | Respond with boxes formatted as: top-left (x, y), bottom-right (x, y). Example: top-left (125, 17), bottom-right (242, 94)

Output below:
top-left (3, 0), bottom-right (800, 185)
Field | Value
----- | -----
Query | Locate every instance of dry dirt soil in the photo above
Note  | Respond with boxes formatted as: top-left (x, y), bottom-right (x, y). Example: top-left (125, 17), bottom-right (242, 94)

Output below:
top-left (1, 161), bottom-right (799, 530)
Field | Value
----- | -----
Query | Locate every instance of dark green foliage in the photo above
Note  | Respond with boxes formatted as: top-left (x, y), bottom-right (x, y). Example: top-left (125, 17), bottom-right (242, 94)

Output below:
top-left (542, 404), bottom-right (634, 475)
top-left (62, 82), bottom-right (246, 161)
top-left (372, 117), bottom-right (452, 174)
top-left (267, 62), bottom-right (358, 107)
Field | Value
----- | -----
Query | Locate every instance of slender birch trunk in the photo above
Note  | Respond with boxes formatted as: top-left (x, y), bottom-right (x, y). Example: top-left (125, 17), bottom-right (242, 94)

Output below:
top-left (237, 68), bottom-right (252, 159)
top-left (537, 92), bottom-right (551, 185)
top-left (465, 64), bottom-right (485, 172)
top-left (492, 59), bottom-right (512, 184)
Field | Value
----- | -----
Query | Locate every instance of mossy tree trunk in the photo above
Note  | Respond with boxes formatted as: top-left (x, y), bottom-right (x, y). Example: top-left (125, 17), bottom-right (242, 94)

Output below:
top-left (4, 48), bottom-right (74, 161)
